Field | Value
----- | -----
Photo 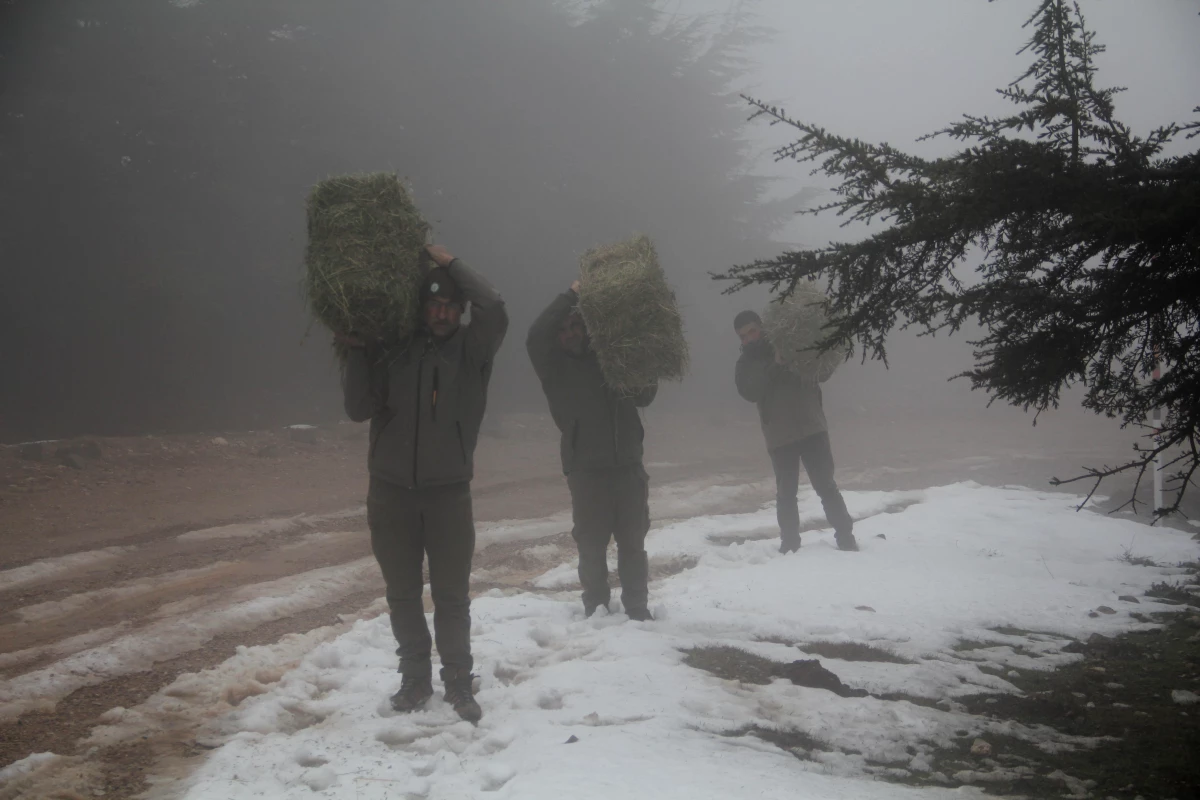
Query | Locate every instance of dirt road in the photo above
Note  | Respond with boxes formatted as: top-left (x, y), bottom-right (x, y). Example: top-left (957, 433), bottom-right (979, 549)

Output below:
top-left (0, 405), bottom-right (1171, 798)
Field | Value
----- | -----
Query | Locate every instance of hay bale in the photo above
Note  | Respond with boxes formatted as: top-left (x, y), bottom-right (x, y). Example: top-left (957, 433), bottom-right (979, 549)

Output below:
top-left (577, 234), bottom-right (689, 394)
top-left (304, 173), bottom-right (430, 343)
top-left (763, 286), bottom-right (846, 382)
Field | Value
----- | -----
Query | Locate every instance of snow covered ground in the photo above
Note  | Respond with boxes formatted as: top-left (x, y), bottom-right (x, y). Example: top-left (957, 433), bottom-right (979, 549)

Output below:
top-left (3, 481), bottom-right (1195, 798)
top-left (105, 481), bottom-right (1192, 800)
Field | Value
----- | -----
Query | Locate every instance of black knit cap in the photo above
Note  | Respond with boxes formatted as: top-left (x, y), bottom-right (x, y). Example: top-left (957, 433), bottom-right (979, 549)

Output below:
top-left (420, 267), bottom-right (465, 307)
top-left (733, 310), bottom-right (761, 330)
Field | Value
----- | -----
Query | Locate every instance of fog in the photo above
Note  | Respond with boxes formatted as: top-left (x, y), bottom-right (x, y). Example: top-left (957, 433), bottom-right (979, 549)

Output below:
top-left (1, 0), bottom-right (1197, 442)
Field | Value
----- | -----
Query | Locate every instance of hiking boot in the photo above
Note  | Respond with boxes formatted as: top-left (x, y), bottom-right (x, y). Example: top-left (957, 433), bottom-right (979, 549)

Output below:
top-left (835, 532), bottom-right (859, 552)
top-left (389, 674), bottom-right (433, 713)
top-left (779, 536), bottom-right (801, 554)
top-left (584, 601), bottom-right (610, 618)
top-left (442, 669), bottom-right (482, 724)
top-left (626, 607), bottom-right (654, 622)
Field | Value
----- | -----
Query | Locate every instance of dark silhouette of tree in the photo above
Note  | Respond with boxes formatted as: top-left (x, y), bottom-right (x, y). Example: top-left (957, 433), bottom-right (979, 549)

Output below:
top-left (716, 0), bottom-right (1200, 518)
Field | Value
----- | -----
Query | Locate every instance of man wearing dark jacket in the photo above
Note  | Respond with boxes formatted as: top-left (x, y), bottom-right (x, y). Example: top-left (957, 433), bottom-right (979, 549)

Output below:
top-left (733, 310), bottom-right (857, 554)
top-left (527, 281), bottom-right (656, 620)
top-left (340, 244), bottom-right (508, 722)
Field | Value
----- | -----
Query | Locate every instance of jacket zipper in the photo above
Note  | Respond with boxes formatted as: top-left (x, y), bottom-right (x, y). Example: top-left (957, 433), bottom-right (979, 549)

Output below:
top-left (432, 366), bottom-right (440, 423)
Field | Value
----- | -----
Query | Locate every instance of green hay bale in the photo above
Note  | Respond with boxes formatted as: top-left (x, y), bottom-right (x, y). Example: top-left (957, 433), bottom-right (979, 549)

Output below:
top-left (577, 234), bottom-right (689, 394)
top-left (763, 286), bottom-right (846, 382)
top-left (304, 172), bottom-right (430, 344)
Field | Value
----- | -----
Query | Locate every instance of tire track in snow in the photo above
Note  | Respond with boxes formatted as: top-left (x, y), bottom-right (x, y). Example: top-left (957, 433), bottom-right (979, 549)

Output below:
top-left (0, 559), bottom-right (380, 723)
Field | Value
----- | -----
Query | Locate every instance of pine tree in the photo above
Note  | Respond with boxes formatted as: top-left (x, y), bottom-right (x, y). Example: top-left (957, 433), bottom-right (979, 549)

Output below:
top-left (716, 0), bottom-right (1200, 517)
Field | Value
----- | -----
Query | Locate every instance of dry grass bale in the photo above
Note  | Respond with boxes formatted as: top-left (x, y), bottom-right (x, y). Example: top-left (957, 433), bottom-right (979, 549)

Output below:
top-left (577, 234), bottom-right (689, 394)
top-left (304, 172), bottom-right (430, 344)
top-left (763, 286), bottom-right (846, 382)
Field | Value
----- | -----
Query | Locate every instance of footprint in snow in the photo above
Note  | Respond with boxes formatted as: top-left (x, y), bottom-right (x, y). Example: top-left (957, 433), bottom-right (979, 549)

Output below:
top-left (294, 746), bottom-right (328, 768)
top-left (480, 763), bottom-right (516, 791)
top-left (537, 688), bottom-right (565, 710)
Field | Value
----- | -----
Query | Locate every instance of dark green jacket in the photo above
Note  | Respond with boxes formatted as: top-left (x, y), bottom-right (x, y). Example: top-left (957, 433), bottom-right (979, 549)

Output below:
top-left (342, 259), bottom-right (508, 489)
top-left (527, 290), bottom-right (656, 475)
top-left (735, 338), bottom-right (828, 450)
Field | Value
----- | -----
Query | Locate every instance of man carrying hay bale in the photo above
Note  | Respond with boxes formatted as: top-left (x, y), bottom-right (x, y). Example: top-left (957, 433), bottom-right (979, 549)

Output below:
top-left (340, 243), bottom-right (508, 723)
top-left (527, 278), bottom-right (659, 621)
top-left (733, 307), bottom-right (858, 553)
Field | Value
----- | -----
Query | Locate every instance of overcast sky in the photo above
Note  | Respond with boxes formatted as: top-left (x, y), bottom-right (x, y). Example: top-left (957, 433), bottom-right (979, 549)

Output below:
top-left (717, 0), bottom-right (1200, 243)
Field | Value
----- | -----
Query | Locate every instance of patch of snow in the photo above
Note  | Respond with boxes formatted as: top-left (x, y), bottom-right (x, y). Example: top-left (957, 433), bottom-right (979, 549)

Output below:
top-left (177, 507), bottom-right (366, 543)
top-left (0, 752), bottom-right (59, 785)
top-left (12, 563), bottom-right (232, 624)
top-left (0, 623), bottom-right (133, 673)
top-left (313, 506), bottom-right (368, 522)
top-left (523, 543), bottom-right (562, 560)
top-left (0, 547), bottom-right (133, 592)
top-left (268, 25), bottom-right (306, 42)
top-left (85, 605), bottom-right (385, 749)
top-left (278, 530), bottom-right (361, 552)
top-left (1172, 689), bottom-right (1200, 706)
top-left (0, 560), bottom-right (379, 722)
top-left (478, 513), bottom-right (573, 549)
top-left (650, 477), bottom-right (773, 520)
top-left (179, 517), bottom-right (305, 542)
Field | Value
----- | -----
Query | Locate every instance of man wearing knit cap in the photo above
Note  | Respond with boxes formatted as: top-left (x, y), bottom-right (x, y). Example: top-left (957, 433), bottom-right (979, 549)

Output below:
top-left (339, 244), bottom-right (508, 723)
top-left (733, 309), bottom-right (857, 554)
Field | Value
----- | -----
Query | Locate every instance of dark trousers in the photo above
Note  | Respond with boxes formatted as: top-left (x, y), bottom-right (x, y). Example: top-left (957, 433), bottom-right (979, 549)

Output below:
top-left (566, 465), bottom-right (651, 613)
top-left (769, 432), bottom-right (853, 542)
top-left (366, 477), bottom-right (475, 678)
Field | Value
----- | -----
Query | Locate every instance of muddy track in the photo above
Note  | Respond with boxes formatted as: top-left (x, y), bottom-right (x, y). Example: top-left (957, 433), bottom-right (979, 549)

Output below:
top-left (0, 587), bottom-right (385, 788)
top-left (0, 525), bottom-right (371, 651)
top-left (0, 526), bottom-right (600, 800)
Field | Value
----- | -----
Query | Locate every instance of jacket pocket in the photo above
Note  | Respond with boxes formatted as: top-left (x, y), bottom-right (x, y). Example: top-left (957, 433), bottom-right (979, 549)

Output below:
top-left (455, 421), bottom-right (468, 465)
top-left (368, 409), bottom-right (396, 462)
top-left (567, 419), bottom-right (580, 470)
